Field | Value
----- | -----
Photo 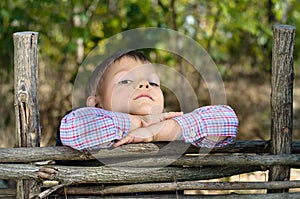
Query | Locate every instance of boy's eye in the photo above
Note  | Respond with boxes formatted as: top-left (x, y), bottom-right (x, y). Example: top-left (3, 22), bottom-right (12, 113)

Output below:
top-left (149, 82), bottom-right (160, 87)
top-left (118, 80), bottom-right (133, 85)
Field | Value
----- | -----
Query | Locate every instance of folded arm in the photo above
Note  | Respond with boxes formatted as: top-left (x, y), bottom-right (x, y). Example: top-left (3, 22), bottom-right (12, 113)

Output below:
top-left (59, 107), bottom-right (131, 150)
top-left (115, 105), bottom-right (238, 148)
top-left (59, 105), bottom-right (238, 150)
top-left (173, 105), bottom-right (238, 148)
top-left (59, 107), bottom-right (182, 150)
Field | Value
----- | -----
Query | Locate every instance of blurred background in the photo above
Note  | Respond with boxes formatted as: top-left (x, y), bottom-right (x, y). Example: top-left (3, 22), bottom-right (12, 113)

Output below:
top-left (1, 0), bottom-right (300, 148)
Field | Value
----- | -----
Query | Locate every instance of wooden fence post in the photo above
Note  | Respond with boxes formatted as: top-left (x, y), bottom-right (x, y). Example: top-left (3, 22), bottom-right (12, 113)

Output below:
top-left (268, 25), bottom-right (295, 193)
top-left (13, 32), bottom-right (41, 198)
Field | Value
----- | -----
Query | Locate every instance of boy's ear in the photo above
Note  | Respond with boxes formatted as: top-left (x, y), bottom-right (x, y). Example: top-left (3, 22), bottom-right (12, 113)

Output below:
top-left (86, 96), bottom-right (102, 107)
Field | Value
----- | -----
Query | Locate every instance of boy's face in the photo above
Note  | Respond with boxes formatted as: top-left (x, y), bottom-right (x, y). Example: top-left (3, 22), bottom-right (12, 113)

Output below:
top-left (99, 57), bottom-right (164, 115)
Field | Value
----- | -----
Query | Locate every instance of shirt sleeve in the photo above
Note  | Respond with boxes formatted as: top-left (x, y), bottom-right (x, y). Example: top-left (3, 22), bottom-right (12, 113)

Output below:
top-left (59, 107), bottom-right (131, 151)
top-left (172, 105), bottom-right (238, 148)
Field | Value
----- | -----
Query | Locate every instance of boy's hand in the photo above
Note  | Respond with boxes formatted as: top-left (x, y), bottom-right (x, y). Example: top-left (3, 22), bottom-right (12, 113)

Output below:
top-left (113, 127), bottom-right (154, 147)
top-left (128, 112), bottom-right (183, 131)
top-left (140, 112), bottom-right (183, 127)
top-left (114, 119), bottom-right (182, 147)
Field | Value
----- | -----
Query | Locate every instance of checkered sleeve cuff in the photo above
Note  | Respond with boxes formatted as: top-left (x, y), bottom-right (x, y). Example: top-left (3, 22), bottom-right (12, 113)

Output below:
top-left (173, 105), bottom-right (238, 148)
top-left (60, 107), bottom-right (130, 151)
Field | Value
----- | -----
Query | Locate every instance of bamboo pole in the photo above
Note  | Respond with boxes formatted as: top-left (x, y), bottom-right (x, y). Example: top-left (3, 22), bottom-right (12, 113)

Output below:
top-left (269, 24), bottom-right (295, 193)
top-left (13, 31), bottom-right (41, 199)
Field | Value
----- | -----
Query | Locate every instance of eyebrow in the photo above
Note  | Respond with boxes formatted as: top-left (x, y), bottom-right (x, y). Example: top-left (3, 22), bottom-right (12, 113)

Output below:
top-left (113, 70), bottom-right (128, 78)
top-left (112, 64), bottom-right (159, 80)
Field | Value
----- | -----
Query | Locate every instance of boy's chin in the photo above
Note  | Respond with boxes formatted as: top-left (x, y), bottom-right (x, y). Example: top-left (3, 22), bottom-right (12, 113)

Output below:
top-left (130, 105), bottom-right (164, 115)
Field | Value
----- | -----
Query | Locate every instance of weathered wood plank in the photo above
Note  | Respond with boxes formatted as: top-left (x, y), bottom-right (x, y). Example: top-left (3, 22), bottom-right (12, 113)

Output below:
top-left (269, 24), bottom-right (295, 193)
top-left (1, 150), bottom-right (300, 168)
top-left (0, 141), bottom-right (299, 163)
top-left (4, 190), bottom-right (300, 199)
top-left (13, 31), bottom-right (40, 148)
top-left (51, 181), bottom-right (300, 195)
top-left (13, 31), bottom-right (41, 199)
top-left (58, 193), bottom-right (300, 199)
top-left (105, 154), bottom-right (300, 167)
top-left (0, 164), bottom-right (264, 184)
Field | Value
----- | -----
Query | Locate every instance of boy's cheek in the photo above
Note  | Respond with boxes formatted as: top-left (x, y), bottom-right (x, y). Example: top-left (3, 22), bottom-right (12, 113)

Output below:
top-left (111, 88), bottom-right (130, 102)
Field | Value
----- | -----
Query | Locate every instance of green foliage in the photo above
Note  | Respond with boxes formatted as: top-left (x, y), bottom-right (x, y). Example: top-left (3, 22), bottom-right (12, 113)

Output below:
top-left (1, 0), bottom-right (299, 74)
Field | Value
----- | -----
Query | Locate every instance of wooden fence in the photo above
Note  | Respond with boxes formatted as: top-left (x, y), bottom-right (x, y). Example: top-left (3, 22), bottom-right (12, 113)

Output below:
top-left (0, 24), bottom-right (299, 199)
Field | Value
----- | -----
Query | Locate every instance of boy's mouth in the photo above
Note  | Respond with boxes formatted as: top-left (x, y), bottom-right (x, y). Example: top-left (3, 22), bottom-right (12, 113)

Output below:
top-left (134, 94), bottom-right (154, 101)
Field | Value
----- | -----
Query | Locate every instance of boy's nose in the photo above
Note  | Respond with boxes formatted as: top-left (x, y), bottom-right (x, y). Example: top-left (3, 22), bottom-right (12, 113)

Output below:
top-left (137, 80), bottom-right (150, 89)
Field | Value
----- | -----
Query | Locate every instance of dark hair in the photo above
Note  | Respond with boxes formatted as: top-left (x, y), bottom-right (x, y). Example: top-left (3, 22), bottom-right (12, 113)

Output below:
top-left (85, 49), bottom-right (150, 97)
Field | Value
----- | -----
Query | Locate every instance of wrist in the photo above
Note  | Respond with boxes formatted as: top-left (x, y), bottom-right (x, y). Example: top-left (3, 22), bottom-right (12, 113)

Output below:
top-left (148, 119), bottom-right (181, 142)
top-left (169, 119), bottom-right (182, 140)
top-left (129, 115), bottom-right (142, 131)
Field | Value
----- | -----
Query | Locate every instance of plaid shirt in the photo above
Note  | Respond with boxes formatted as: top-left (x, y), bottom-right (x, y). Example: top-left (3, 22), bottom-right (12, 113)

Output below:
top-left (172, 105), bottom-right (238, 148)
top-left (60, 105), bottom-right (238, 150)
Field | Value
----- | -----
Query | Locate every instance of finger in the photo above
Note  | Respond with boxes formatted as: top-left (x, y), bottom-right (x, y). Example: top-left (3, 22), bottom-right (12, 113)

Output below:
top-left (113, 141), bottom-right (122, 147)
top-left (164, 111), bottom-right (183, 119)
top-left (113, 136), bottom-right (132, 147)
top-left (141, 119), bottom-right (150, 127)
top-left (170, 111), bottom-right (183, 116)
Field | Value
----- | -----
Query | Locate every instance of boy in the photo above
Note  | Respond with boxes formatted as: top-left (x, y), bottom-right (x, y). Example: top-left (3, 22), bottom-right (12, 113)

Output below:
top-left (58, 50), bottom-right (238, 151)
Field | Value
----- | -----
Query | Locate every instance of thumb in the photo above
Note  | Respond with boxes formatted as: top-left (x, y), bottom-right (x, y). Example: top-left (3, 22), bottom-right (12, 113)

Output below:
top-left (141, 119), bottom-right (150, 127)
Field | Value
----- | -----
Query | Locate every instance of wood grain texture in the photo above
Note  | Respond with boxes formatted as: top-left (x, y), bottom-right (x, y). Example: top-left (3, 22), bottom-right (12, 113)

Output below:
top-left (13, 31), bottom-right (41, 199)
top-left (269, 24), bottom-right (295, 193)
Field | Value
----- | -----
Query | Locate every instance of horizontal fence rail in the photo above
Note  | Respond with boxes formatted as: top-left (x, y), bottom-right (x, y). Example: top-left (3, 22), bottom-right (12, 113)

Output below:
top-left (0, 143), bottom-right (300, 168)
top-left (2, 181), bottom-right (300, 198)
top-left (0, 141), bottom-right (300, 163)
top-left (0, 163), bottom-right (265, 183)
